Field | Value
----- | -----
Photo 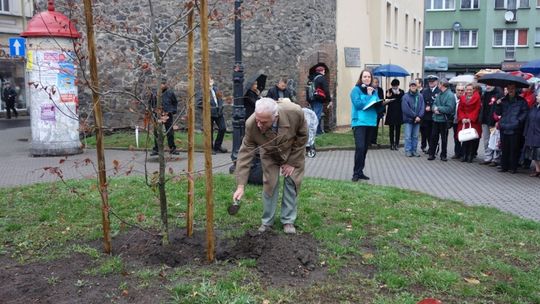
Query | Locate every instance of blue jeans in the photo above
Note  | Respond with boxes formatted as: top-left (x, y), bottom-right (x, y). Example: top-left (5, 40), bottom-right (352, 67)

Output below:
top-left (403, 123), bottom-right (420, 154)
top-left (310, 100), bottom-right (323, 135)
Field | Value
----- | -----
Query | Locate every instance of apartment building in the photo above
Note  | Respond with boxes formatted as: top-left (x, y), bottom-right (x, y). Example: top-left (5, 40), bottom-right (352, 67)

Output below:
top-left (424, 0), bottom-right (540, 78)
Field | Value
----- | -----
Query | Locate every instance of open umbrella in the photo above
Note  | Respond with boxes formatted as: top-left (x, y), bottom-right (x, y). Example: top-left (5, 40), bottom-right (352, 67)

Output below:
top-left (519, 59), bottom-right (540, 76)
top-left (475, 68), bottom-right (501, 78)
top-left (478, 73), bottom-right (530, 89)
top-left (449, 74), bottom-right (475, 84)
top-left (243, 70), bottom-right (267, 94)
top-left (509, 70), bottom-right (534, 80)
top-left (372, 64), bottom-right (410, 77)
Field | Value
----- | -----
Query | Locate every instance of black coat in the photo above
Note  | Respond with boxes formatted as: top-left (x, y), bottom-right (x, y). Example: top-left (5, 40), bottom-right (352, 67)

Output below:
top-left (244, 89), bottom-right (259, 119)
top-left (266, 85), bottom-right (292, 101)
top-left (310, 73), bottom-right (331, 104)
top-left (495, 95), bottom-right (529, 135)
top-left (524, 105), bottom-right (540, 147)
top-left (149, 88), bottom-right (178, 114)
top-left (197, 85), bottom-right (223, 118)
top-left (385, 88), bottom-right (405, 125)
top-left (420, 86), bottom-right (440, 121)
top-left (480, 87), bottom-right (504, 126)
top-left (2, 87), bottom-right (16, 104)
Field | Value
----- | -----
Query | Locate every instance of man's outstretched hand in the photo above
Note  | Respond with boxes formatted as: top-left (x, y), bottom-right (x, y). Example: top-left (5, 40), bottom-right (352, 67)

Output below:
top-left (233, 185), bottom-right (245, 201)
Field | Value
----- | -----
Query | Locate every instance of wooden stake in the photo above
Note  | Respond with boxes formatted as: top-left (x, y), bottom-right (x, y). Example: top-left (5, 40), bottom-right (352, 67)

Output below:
top-left (186, 2), bottom-right (195, 237)
top-left (200, 0), bottom-right (215, 262)
top-left (82, 0), bottom-right (112, 254)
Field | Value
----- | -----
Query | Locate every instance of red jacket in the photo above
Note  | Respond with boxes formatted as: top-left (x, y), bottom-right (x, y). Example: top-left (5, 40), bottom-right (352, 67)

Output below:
top-left (457, 91), bottom-right (482, 138)
top-left (521, 90), bottom-right (535, 108)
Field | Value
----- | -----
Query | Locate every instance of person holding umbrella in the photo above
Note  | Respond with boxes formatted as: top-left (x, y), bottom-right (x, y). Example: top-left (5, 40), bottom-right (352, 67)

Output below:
top-left (385, 79), bottom-right (405, 150)
top-left (495, 84), bottom-right (529, 173)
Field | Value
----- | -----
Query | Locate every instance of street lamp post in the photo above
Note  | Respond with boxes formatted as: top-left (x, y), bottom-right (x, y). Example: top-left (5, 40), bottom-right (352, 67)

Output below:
top-left (230, 0), bottom-right (244, 173)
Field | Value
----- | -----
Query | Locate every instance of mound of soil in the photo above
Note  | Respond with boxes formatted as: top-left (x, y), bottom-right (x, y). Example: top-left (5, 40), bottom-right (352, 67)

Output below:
top-left (0, 228), bottom-right (324, 303)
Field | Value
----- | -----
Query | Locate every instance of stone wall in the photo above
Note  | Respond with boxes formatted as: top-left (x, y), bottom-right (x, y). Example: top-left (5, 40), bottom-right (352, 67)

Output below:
top-left (43, 0), bottom-right (336, 130)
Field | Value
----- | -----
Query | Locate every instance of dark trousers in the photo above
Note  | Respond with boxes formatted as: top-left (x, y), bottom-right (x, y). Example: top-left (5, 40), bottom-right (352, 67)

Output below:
top-left (500, 133), bottom-right (521, 171)
top-left (5, 101), bottom-right (18, 119)
top-left (211, 115), bottom-right (226, 150)
top-left (389, 124), bottom-right (401, 147)
top-left (462, 138), bottom-right (479, 160)
top-left (353, 126), bottom-right (375, 178)
top-left (153, 113), bottom-right (176, 151)
top-left (428, 122), bottom-right (449, 158)
top-left (453, 123), bottom-right (462, 158)
top-left (420, 119), bottom-right (433, 151)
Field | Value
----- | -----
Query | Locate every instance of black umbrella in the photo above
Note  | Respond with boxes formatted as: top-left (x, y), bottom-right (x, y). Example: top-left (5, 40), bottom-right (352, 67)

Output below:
top-left (244, 70), bottom-right (267, 94)
top-left (478, 72), bottom-right (530, 89)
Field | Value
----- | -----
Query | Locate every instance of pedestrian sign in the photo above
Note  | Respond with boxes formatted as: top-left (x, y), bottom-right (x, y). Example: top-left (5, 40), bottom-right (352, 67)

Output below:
top-left (9, 37), bottom-right (26, 57)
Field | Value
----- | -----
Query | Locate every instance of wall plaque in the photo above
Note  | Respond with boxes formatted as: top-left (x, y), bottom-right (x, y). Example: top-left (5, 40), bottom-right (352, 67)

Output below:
top-left (344, 47), bottom-right (361, 67)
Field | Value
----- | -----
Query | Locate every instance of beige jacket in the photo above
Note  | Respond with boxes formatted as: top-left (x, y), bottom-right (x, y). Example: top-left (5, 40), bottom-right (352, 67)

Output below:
top-left (236, 101), bottom-right (308, 195)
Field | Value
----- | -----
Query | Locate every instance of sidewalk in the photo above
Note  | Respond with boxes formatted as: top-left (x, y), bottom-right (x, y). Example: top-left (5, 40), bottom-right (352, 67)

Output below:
top-left (1, 119), bottom-right (539, 222)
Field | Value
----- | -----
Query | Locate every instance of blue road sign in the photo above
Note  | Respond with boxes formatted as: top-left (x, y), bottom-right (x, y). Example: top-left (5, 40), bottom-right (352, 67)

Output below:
top-left (9, 37), bottom-right (26, 57)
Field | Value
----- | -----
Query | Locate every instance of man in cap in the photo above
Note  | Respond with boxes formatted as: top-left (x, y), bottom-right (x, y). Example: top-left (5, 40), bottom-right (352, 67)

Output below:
top-left (233, 98), bottom-right (308, 234)
top-left (2, 81), bottom-right (18, 119)
top-left (427, 79), bottom-right (455, 162)
top-left (420, 75), bottom-right (440, 153)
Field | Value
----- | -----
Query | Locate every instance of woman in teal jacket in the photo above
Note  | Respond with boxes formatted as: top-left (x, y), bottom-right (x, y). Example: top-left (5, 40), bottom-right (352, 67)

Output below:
top-left (350, 70), bottom-right (380, 181)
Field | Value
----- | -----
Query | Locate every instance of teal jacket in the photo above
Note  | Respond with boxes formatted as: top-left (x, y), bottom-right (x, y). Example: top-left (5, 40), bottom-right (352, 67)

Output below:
top-left (350, 85), bottom-right (379, 127)
top-left (432, 88), bottom-right (456, 123)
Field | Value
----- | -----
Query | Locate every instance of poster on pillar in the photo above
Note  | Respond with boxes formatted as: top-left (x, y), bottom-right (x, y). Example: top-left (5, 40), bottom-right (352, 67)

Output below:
top-left (28, 49), bottom-right (79, 143)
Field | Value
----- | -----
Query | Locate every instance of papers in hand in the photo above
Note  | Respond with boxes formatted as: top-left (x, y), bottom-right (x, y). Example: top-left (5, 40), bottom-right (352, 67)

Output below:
top-left (362, 98), bottom-right (396, 110)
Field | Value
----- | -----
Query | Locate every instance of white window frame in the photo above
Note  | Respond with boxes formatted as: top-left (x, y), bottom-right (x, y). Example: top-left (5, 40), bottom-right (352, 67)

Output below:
top-left (535, 28), bottom-right (540, 46)
top-left (495, 0), bottom-right (529, 9)
top-left (459, 30), bottom-right (478, 47)
top-left (1, 0), bottom-right (11, 12)
top-left (426, 0), bottom-right (456, 11)
top-left (461, 0), bottom-right (479, 9)
top-left (493, 29), bottom-right (528, 47)
top-left (425, 30), bottom-right (454, 48)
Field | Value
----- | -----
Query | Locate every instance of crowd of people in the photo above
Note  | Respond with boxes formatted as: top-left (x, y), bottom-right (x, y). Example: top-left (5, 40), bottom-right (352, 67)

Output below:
top-left (350, 71), bottom-right (540, 181)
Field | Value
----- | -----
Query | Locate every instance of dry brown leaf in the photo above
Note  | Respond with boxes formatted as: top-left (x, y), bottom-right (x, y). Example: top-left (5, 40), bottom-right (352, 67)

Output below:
top-left (464, 277), bottom-right (480, 284)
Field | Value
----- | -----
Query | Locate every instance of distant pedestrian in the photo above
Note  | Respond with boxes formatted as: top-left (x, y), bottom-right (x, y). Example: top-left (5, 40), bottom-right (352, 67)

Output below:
top-left (480, 85), bottom-right (504, 166)
top-left (197, 77), bottom-right (228, 154)
top-left (350, 70), bottom-right (380, 181)
top-left (306, 66), bottom-right (332, 135)
top-left (427, 79), bottom-right (455, 162)
top-left (401, 81), bottom-right (425, 157)
top-left (495, 84), bottom-right (529, 173)
top-left (385, 79), bottom-right (404, 150)
top-left (523, 91), bottom-right (540, 177)
top-left (451, 84), bottom-right (465, 160)
top-left (150, 78), bottom-right (179, 156)
top-left (370, 78), bottom-right (385, 146)
top-left (2, 81), bottom-right (18, 119)
top-left (266, 78), bottom-right (293, 101)
top-left (420, 75), bottom-right (440, 153)
top-left (457, 84), bottom-right (482, 163)
top-left (244, 80), bottom-right (261, 120)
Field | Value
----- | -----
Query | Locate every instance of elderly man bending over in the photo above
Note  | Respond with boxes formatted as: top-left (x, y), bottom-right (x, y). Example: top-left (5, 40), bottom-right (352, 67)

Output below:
top-left (233, 98), bottom-right (308, 234)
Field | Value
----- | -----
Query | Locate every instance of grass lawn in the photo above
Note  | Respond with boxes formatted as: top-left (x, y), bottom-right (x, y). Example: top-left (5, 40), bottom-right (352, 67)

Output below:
top-left (1, 175), bottom-right (539, 303)
top-left (82, 125), bottom-right (397, 150)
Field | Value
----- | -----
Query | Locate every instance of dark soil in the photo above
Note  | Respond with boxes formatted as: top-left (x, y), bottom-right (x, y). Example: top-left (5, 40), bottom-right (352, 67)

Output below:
top-left (0, 228), bottom-right (326, 303)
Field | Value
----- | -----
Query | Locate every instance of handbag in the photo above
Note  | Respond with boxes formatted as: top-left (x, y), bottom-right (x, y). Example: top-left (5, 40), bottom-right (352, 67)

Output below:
top-left (458, 122), bottom-right (479, 142)
top-left (488, 127), bottom-right (500, 150)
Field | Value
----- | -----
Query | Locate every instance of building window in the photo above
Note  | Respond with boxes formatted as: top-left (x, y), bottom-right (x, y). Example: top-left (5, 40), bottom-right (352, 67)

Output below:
top-left (425, 0), bottom-right (456, 10)
top-left (386, 3), bottom-right (392, 44)
top-left (405, 14), bottom-right (409, 49)
top-left (459, 30), bottom-right (478, 47)
top-left (418, 21), bottom-right (423, 51)
top-left (461, 0), bottom-right (479, 9)
top-left (495, 0), bottom-right (529, 9)
top-left (425, 30), bottom-right (454, 48)
top-left (1, 0), bottom-right (10, 12)
top-left (537, 0), bottom-right (540, 7)
top-left (394, 7), bottom-right (399, 46)
top-left (493, 29), bottom-right (528, 46)
top-left (535, 28), bottom-right (540, 46)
